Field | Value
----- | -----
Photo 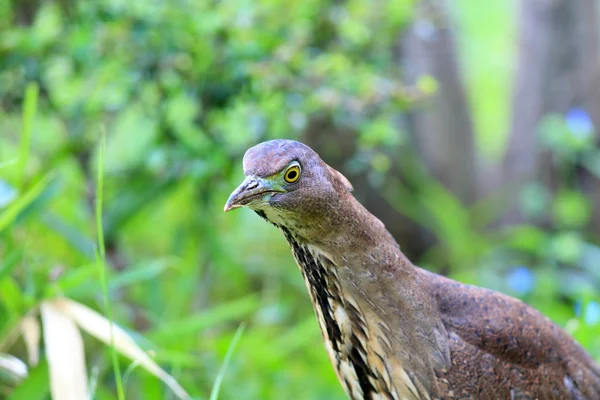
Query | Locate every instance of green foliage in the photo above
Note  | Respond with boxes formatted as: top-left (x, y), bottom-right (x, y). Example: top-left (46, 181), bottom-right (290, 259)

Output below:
top-left (1, 0), bottom-right (599, 399)
top-left (1, 0), bottom-right (415, 398)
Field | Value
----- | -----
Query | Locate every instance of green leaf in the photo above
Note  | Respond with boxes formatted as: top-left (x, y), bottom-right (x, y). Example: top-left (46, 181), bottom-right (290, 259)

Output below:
top-left (552, 190), bottom-right (591, 228)
top-left (149, 295), bottom-right (259, 340)
top-left (7, 359), bottom-right (49, 400)
top-left (41, 213), bottom-right (95, 258)
top-left (0, 249), bottom-right (23, 281)
top-left (103, 175), bottom-right (179, 236)
top-left (0, 172), bottom-right (55, 234)
top-left (506, 225), bottom-right (547, 254)
top-left (548, 232), bottom-right (584, 264)
top-left (103, 106), bottom-right (158, 172)
top-left (0, 278), bottom-right (24, 316)
top-left (49, 263), bottom-right (97, 297)
top-left (108, 259), bottom-right (173, 290)
top-left (33, 3), bottom-right (63, 47)
top-left (16, 83), bottom-right (38, 190)
top-left (0, 315), bottom-right (22, 352)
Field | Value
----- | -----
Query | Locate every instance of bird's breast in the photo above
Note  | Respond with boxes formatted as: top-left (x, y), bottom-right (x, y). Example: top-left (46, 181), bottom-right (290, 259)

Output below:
top-left (279, 226), bottom-right (408, 400)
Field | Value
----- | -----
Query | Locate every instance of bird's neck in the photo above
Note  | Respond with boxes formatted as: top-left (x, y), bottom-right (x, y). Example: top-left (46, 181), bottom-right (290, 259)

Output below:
top-left (306, 194), bottom-right (416, 276)
top-left (254, 192), bottom-right (417, 277)
top-left (264, 194), bottom-right (440, 399)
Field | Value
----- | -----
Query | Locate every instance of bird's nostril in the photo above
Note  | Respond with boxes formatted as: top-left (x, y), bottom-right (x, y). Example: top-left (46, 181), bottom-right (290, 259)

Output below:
top-left (246, 181), bottom-right (258, 190)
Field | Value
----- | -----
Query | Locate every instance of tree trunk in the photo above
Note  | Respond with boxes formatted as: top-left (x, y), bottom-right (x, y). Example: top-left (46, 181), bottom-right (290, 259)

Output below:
top-left (399, 0), bottom-right (478, 205)
top-left (503, 0), bottom-right (600, 223)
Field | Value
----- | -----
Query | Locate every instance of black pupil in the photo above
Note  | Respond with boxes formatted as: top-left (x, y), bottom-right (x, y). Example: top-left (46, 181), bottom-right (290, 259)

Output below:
top-left (287, 170), bottom-right (297, 180)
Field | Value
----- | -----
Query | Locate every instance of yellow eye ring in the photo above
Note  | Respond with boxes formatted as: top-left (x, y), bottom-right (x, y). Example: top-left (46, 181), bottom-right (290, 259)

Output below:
top-left (284, 164), bottom-right (301, 183)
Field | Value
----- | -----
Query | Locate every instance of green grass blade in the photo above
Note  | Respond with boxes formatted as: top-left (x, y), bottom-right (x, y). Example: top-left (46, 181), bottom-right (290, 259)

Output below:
top-left (17, 83), bottom-right (38, 190)
top-left (0, 315), bottom-right (23, 352)
top-left (0, 249), bottom-right (23, 281)
top-left (107, 259), bottom-right (173, 290)
top-left (209, 323), bottom-right (246, 400)
top-left (148, 295), bottom-right (259, 340)
top-left (95, 127), bottom-right (125, 400)
top-left (0, 172), bottom-right (54, 234)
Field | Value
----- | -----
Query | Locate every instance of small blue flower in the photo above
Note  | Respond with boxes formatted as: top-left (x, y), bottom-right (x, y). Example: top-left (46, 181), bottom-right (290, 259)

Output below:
top-left (0, 179), bottom-right (17, 208)
top-left (584, 301), bottom-right (600, 325)
top-left (566, 107), bottom-right (594, 138)
top-left (506, 266), bottom-right (536, 295)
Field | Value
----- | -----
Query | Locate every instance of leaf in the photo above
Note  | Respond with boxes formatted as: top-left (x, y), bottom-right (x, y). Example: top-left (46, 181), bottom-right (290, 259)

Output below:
top-left (0, 159), bottom-right (18, 170)
top-left (7, 359), bottom-right (49, 400)
top-left (107, 258), bottom-right (174, 290)
top-left (149, 294), bottom-right (260, 340)
top-left (552, 190), bottom-right (591, 228)
top-left (17, 83), bottom-right (38, 190)
top-left (0, 172), bottom-right (55, 234)
top-left (0, 249), bottom-right (23, 281)
top-left (0, 277), bottom-right (24, 316)
top-left (103, 105), bottom-right (158, 172)
top-left (273, 317), bottom-right (320, 358)
top-left (60, 298), bottom-right (190, 399)
top-left (103, 174), bottom-right (179, 236)
top-left (33, 3), bottom-right (63, 46)
top-left (41, 213), bottom-right (95, 258)
top-left (51, 263), bottom-right (98, 297)
top-left (0, 316), bottom-right (23, 352)
top-left (40, 300), bottom-right (89, 400)
top-left (209, 323), bottom-right (246, 400)
top-left (20, 315), bottom-right (40, 366)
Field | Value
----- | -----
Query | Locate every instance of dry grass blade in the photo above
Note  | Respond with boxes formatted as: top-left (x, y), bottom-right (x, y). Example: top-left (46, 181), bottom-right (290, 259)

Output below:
top-left (61, 298), bottom-right (190, 399)
top-left (0, 353), bottom-right (28, 384)
top-left (20, 315), bottom-right (40, 366)
top-left (40, 300), bottom-right (89, 400)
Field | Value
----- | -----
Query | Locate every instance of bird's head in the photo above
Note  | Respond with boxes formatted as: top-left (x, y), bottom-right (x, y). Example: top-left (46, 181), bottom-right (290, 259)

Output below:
top-left (224, 139), bottom-right (353, 229)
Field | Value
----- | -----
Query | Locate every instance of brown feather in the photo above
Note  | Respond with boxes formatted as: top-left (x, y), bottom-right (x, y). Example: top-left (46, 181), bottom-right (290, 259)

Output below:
top-left (226, 139), bottom-right (600, 399)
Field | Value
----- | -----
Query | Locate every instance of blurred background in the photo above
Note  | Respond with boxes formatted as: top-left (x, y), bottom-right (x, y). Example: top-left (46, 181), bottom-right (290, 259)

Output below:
top-left (1, 0), bottom-right (600, 399)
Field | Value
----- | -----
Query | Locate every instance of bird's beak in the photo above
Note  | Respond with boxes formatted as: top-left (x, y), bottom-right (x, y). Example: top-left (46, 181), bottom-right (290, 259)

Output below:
top-left (224, 176), bottom-right (282, 212)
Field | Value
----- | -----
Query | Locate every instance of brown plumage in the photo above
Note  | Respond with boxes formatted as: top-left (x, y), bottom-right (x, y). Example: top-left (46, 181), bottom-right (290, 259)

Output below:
top-left (224, 139), bottom-right (600, 399)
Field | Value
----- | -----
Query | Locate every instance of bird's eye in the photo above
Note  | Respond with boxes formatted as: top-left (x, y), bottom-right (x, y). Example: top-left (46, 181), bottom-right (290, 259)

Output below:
top-left (284, 163), bottom-right (301, 183)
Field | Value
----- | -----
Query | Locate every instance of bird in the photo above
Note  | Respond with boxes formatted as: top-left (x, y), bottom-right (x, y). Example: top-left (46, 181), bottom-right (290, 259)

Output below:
top-left (224, 139), bottom-right (600, 400)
